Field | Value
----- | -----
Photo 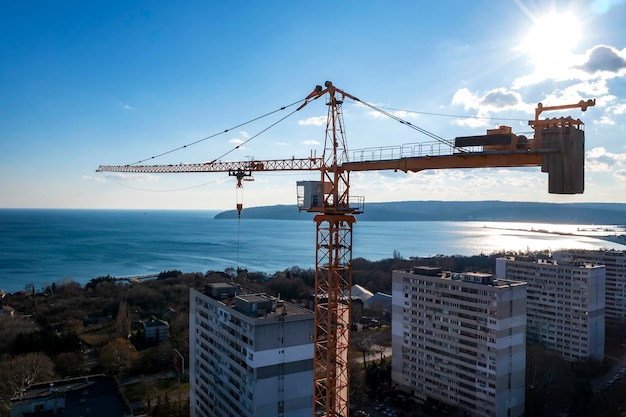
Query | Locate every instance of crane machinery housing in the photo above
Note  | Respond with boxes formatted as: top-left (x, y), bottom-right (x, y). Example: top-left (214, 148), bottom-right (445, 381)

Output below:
top-left (97, 81), bottom-right (594, 417)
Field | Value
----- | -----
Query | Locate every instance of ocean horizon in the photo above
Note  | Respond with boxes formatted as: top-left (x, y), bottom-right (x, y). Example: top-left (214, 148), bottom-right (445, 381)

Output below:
top-left (1, 208), bottom-right (625, 293)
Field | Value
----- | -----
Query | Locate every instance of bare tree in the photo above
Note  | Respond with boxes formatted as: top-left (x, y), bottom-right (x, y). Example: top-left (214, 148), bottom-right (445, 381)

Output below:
top-left (0, 352), bottom-right (55, 398)
top-left (115, 300), bottom-right (130, 339)
top-left (526, 344), bottom-right (574, 417)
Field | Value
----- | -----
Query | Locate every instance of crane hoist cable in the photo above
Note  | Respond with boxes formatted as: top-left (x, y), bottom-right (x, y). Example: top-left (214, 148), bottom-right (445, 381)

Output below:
top-left (236, 179), bottom-right (244, 272)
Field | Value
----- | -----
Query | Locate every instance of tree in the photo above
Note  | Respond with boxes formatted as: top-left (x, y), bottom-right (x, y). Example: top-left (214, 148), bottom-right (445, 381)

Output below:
top-left (349, 360), bottom-right (366, 409)
top-left (55, 278), bottom-right (82, 298)
top-left (24, 283), bottom-right (35, 295)
top-left (116, 300), bottom-right (130, 339)
top-left (158, 270), bottom-right (182, 279)
top-left (54, 351), bottom-right (83, 377)
top-left (570, 379), bottom-right (593, 417)
top-left (525, 344), bottom-right (574, 417)
top-left (364, 358), bottom-right (392, 398)
top-left (99, 338), bottom-right (138, 376)
top-left (0, 352), bottom-right (55, 398)
top-left (0, 316), bottom-right (39, 355)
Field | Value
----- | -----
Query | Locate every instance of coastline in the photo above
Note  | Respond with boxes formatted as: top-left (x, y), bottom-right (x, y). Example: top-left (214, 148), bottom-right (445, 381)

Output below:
top-left (483, 224), bottom-right (626, 248)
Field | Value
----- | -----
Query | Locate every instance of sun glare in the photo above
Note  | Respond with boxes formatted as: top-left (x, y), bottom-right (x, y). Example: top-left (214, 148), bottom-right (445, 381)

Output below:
top-left (520, 11), bottom-right (582, 58)
top-left (516, 10), bottom-right (584, 79)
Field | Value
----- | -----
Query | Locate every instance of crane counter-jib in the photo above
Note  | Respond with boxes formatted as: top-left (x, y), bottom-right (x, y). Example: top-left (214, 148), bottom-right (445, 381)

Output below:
top-left (340, 150), bottom-right (547, 173)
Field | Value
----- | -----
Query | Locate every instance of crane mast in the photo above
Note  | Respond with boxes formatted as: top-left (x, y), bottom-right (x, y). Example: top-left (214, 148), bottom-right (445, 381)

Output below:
top-left (96, 83), bottom-right (595, 417)
top-left (304, 82), bottom-right (360, 417)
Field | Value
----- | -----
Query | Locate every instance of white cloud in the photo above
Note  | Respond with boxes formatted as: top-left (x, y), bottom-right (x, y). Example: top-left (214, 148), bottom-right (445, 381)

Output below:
top-left (104, 172), bottom-right (159, 182)
top-left (452, 88), bottom-right (529, 112)
top-left (298, 116), bottom-right (326, 126)
top-left (577, 45), bottom-right (626, 75)
top-left (352, 168), bottom-right (548, 202)
top-left (120, 103), bottom-right (134, 110)
top-left (82, 175), bottom-right (106, 183)
top-left (303, 140), bottom-right (320, 146)
top-left (586, 147), bottom-right (626, 171)
top-left (451, 117), bottom-right (491, 129)
top-left (611, 103), bottom-right (626, 115)
top-left (450, 88), bottom-right (532, 128)
top-left (229, 138), bottom-right (244, 145)
top-left (596, 115), bottom-right (616, 125)
top-left (540, 82), bottom-right (607, 107)
top-left (614, 169), bottom-right (626, 181)
top-left (513, 44), bottom-right (626, 88)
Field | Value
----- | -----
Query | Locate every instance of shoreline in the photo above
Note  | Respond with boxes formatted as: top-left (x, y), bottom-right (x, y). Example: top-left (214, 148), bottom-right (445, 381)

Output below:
top-left (484, 225), bottom-right (626, 248)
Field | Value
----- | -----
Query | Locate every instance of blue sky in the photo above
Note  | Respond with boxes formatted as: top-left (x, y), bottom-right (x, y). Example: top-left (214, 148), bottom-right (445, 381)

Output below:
top-left (2, 0), bottom-right (626, 210)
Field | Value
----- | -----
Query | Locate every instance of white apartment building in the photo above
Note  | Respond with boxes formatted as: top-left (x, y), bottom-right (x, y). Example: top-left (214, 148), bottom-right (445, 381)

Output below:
top-left (189, 282), bottom-right (314, 417)
top-left (495, 256), bottom-right (605, 361)
top-left (392, 267), bottom-right (527, 417)
top-left (554, 249), bottom-right (626, 324)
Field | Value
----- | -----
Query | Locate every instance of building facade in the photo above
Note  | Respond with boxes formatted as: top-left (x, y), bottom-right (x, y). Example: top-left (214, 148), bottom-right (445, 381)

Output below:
top-left (189, 282), bottom-right (314, 417)
top-left (391, 267), bottom-right (527, 417)
top-left (554, 249), bottom-right (626, 324)
top-left (496, 256), bottom-right (605, 361)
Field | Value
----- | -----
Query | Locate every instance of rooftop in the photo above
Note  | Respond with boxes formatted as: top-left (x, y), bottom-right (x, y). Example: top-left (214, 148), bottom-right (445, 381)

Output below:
top-left (401, 266), bottom-right (525, 288)
top-left (11, 374), bottom-right (131, 417)
top-left (195, 280), bottom-right (312, 319)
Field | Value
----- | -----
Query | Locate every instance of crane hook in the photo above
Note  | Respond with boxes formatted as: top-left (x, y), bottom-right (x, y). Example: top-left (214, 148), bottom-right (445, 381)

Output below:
top-left (230, 169), bottom-right (252, 219)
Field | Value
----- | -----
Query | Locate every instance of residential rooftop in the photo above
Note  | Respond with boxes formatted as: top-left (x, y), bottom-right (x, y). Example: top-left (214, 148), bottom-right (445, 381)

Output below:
top-left (400, 266), bottom-right (526, 287)
top-left (194, 279), bottom-right (312, 319)
top-left (11, 374), bottom-right (131, 417)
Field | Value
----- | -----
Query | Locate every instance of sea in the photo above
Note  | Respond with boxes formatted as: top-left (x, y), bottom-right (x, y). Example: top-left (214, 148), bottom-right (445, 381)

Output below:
top-left (1, 209), bottom-right (625, 294)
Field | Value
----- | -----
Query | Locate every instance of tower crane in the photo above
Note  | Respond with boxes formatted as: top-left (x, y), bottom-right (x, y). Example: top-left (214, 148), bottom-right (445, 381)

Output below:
top-left (97, 82), bottom-right (594, 417)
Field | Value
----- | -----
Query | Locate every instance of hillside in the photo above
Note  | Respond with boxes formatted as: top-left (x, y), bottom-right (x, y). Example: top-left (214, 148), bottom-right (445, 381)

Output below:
top-left (214, 201), bottom-right (626, 224)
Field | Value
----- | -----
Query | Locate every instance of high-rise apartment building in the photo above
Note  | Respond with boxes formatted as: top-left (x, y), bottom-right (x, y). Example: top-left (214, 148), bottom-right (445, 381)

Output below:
top-left (554, 249), bottom-right (626, 324)
top-left (391, 267), bottom-right (527, 417)
top-left (189, 282), bottom-right (314, 417)
top-left (495, 256), bottom-right (605, 361)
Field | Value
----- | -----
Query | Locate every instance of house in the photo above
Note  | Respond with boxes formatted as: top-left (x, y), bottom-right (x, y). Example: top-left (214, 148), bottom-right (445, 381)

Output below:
top-left (0, 305), bottom-right (16, 318)
top-left (142, 319), bottom-right (169, 343)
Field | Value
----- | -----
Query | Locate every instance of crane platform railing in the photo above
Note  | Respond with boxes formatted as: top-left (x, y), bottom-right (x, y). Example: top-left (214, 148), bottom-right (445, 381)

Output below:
top-left (348, 140), bottom-right (453, 163)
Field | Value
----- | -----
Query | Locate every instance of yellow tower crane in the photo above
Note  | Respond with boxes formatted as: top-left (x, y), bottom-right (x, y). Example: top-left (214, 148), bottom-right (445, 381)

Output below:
top-left (97, 82), bottom-right (594, 417)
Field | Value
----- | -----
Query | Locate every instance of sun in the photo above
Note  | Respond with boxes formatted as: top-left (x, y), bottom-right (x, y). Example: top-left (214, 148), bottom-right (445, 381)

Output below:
top-left (516, 10), bottom-right (584, 77)
top-left (519, 11), bottom-right (582, 58)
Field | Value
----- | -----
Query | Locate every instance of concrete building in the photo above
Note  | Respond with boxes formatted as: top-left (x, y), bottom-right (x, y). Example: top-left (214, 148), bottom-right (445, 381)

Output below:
top-left (554, 249), bottom-right (626, 324)
top-left (10, 374), bottom-right (132, 417)
top-left (189, 281), bottom-right (314, 417)
top-left (496, 256), bottom-right (605, 361)
top-left (392, 267), bottom-right (527, 417)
